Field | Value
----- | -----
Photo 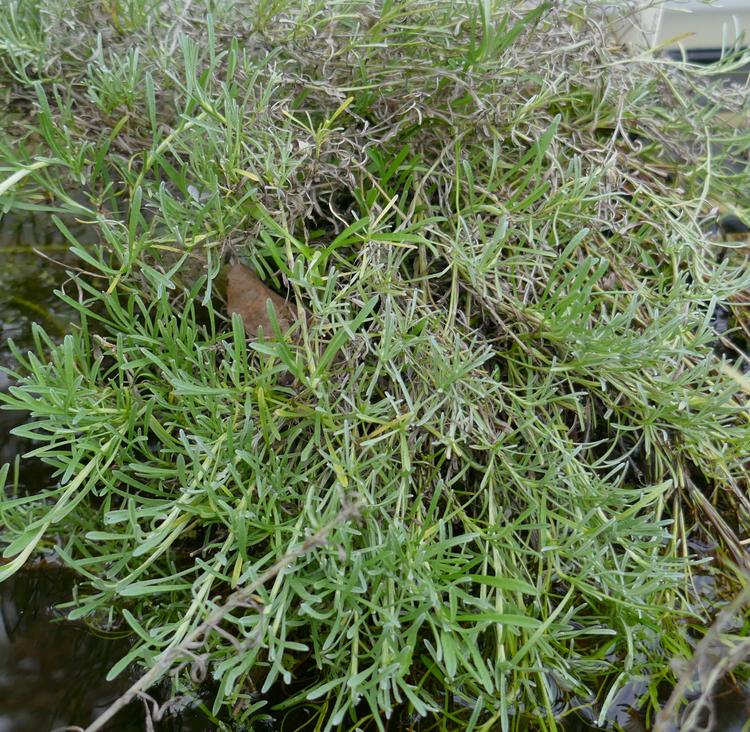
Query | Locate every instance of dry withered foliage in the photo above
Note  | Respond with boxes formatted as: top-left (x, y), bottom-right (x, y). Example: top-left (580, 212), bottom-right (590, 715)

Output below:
top-left (226, 262), bottom-right (297, 339)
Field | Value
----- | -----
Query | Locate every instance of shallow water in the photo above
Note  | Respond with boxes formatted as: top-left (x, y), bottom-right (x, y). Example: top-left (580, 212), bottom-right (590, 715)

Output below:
top-left (0, 211), bottom-right (81, 363)
top-left (2, 567), bottom-right (148, 731)
top-left (0, 211), bottom-right (82, 480)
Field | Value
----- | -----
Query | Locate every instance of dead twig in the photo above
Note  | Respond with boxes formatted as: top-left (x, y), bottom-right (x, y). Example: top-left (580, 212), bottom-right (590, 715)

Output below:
top-left (82, 501), bottom-right (361, 732)
top-left (654, 583), bottom-right (750, 732)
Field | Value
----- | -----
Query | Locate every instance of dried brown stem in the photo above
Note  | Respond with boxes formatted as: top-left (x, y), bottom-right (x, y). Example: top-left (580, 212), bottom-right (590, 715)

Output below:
top-left (82, 501), bottom-right (360, 732)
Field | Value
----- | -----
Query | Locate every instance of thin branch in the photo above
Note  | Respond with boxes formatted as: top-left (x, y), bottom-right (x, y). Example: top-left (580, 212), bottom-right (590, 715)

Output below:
top-left (654, 584), bottom-right (750, 732)
top-left (82, 502), bottom-right (361, 732)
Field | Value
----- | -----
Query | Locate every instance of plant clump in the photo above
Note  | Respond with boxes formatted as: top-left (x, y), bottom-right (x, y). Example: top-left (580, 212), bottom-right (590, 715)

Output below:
top-left (1, 1), bottom-right (750, 729)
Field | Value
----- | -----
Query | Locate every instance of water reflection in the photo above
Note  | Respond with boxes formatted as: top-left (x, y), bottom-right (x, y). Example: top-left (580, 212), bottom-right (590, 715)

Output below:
top-left (0, 209), bottom-right (83, 364)
top-left (1, 567), bottom-right (140, 731)
top-left (0, 209), bottom-right (86, 487)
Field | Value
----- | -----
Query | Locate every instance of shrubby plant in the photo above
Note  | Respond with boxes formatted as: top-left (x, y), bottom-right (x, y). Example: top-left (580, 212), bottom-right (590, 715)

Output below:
top-left (1, 1), bottom-right (750, 729)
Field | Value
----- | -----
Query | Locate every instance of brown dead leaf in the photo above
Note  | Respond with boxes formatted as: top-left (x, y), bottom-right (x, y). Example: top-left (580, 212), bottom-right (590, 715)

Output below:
top-left (226, 262), bottom-right (296, 339)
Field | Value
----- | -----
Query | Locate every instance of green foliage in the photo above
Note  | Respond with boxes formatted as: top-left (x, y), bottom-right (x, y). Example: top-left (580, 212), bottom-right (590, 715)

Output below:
top-left (1, 1), bottom-right (750, 729)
